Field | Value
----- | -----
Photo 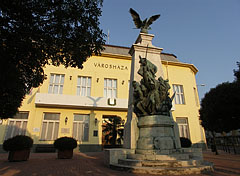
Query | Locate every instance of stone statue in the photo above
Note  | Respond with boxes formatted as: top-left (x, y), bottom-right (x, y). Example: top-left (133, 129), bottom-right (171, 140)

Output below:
top-left (129, 8), bottom-right (160, 34)
top-left (132, 56), bottom-right (173, 117)
top-left (132, 81), bottom-right (147, 116)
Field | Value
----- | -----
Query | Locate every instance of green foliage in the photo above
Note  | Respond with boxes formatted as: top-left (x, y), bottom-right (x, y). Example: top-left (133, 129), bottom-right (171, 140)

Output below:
top-left (0, 0), bottom-right (105, 119)
top-left (3, 135), bottom-right (33, 151)
top-left (103, 116), bottom-right (124, 146)
top-left (180, 137), bottom-right (192, 148)
top-left (54, 137), bottom-right (77, 150)
top-left (200, 81), bottom-right (240, 133)
top-left (200, 62), bottom-right (240, 134)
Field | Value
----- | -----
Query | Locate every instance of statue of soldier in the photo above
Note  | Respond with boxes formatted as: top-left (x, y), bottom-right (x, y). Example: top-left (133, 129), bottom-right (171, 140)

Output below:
top-left (132, 81), bottom-right (147, 116)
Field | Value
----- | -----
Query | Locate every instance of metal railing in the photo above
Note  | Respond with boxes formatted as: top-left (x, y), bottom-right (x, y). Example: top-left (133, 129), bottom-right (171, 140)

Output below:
top-left (208, 136), bottom-right (240, 154)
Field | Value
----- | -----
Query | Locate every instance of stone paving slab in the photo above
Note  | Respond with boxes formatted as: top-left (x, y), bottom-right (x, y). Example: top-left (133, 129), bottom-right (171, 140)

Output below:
top-left (0, 150), bottom-right (239, 176)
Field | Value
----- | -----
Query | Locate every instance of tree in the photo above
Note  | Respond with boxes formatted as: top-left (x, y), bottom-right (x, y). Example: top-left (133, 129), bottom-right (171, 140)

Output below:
top-left (200, 62), bottom-right (240, 154)
top-left (234, 62), bottom-right (240, 83)
top-left (102, 116), bottom-right (124, 146)
top-left (200, 82), bottom-right (240, 133)
top-left (0, 0), bottom-right (105, 119)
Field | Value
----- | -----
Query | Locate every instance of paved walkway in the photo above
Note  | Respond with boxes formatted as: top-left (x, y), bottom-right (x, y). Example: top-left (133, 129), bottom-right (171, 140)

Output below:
top-left (0, 150), bottom-right (239, 176)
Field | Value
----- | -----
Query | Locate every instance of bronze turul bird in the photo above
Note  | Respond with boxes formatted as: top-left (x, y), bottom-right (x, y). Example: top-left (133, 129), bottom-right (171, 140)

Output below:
top-left (129, 8), bottom-right (160, 34)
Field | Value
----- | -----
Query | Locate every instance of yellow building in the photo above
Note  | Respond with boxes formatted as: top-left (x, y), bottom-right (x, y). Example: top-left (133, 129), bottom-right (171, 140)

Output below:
top-left (0, 45), bottom-right (206, 152)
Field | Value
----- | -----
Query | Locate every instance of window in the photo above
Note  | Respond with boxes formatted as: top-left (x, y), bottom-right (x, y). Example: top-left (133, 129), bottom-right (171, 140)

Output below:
top-left (77, 76), bottom-right (91, 96)
top-left (40, 113), bottom-right (60, 140)
top-left (104, 78), bottom-right (117, 98)
top-left (176, 117), bottom-right (190, 139)
top-left (48, 74), bottom-right (65, 94)
top-left (172, 84), bottom-right (185, 104)
top-left (72, 114), bottom-right (89, 142)
top-left (193, 87), bottom-right (199, 106)
top-left (5, 112), bottom-right (29, 140)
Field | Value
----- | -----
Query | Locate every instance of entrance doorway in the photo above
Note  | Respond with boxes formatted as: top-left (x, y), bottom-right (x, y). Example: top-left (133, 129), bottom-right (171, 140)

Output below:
top-left (102, 115), bottom-right (124, 148)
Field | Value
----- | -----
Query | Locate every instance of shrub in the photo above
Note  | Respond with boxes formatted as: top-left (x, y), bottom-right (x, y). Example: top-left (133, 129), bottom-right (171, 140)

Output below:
top-left (3, 135), bottom-right (33, 151)
top-left (54, 137), bottom-right (77, 150)
top-left (180, 137), bottom-right (192, 148)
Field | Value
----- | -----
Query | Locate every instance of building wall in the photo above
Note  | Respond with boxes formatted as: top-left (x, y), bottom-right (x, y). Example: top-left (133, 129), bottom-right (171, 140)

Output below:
top-left (162, 63), bottom-right (205, 146)
top-left (0, 46), bottom-right (206, 151)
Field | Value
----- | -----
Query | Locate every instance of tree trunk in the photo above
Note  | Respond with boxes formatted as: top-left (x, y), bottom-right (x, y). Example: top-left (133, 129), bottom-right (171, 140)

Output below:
top-left (211, 131), bottom-right (219, 155)
top-left (112, 127), bottom-right (117, 146)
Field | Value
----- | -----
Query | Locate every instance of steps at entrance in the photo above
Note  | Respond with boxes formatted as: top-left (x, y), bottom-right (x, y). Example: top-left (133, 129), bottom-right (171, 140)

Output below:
top-left (110, 162), bottom-right (213, 175)
top-left (127, 153), bottom-right (190, 161)
top-left (110, 152), bottom-right (213, 175)
top-left (118, 158), bottom-right (203, 167)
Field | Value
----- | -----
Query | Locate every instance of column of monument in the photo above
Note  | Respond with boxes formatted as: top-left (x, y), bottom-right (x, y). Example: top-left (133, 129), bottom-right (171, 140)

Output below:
top-left (123, 33), bottom-right (164, 149)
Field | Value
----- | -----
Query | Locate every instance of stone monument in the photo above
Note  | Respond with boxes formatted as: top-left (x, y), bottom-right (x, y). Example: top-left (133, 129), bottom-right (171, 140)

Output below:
top-left (104, 9), bottom-right (213, 175)
top-left (129, 8), bottom-right (160, 34)
top-left (131, 54), bottom-right (181, 155)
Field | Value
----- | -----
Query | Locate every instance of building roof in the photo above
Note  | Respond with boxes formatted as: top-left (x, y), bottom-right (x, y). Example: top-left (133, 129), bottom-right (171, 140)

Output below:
top-left (103, 44), bottom-right (180, 63)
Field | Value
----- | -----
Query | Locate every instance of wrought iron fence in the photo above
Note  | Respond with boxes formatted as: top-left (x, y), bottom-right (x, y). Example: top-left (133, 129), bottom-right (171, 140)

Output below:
top-left (213, 136), bottom-right (240, 154)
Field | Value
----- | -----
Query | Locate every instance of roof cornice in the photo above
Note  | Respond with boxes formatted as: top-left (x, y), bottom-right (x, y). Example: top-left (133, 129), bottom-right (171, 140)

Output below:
top-left (92, 53), bottom-right (132, 60)
top-left (162, 60), bottom-right (198, 74)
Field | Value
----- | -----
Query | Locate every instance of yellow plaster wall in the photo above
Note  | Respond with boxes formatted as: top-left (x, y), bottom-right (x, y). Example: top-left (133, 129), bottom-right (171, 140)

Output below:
top-left (0, 54), bottom-right (205, 147)
top-left (26, 107), bottom-right (126, 145)
top-left (162, 63), bottom-right (205, 144)
top-left (39, 56), bottom-right (131, 98)
top-left (0, 55), bottom-right (130, 145)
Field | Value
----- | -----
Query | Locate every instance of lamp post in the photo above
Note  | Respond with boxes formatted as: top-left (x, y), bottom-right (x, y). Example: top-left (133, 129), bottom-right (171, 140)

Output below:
top-left (197, 84), bottom-right (206, 95)
top-left (195, 84), bottom-right (206, 106)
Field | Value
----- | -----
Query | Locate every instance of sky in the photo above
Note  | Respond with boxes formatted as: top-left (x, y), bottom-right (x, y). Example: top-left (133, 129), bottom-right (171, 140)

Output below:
top-left (99, 0), bottom-right (240, 101)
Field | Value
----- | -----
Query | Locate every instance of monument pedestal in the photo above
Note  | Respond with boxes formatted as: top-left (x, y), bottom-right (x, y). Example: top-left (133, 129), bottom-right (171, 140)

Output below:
top-left (124, 33), bottom-right (164, 149)
top-left (136, 115), bottom-right (181, 155)
top-left (105, 116), bottom-right (213, 175)
top-left (105, 146), bottom-right (213, 175)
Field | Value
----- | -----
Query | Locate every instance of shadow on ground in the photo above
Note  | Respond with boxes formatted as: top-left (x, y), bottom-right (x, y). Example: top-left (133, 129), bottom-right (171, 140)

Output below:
top-left (0, 150), bottom-right (239, 176)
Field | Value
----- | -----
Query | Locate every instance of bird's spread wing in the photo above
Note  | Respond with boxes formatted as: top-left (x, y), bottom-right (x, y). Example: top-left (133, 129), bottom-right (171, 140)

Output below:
top-left (146, 14), bottom-right (160, 27)
top-left (129, 8), bottom-right (142, 28)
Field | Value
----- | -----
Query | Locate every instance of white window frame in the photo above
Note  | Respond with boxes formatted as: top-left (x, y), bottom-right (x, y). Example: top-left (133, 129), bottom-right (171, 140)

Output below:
top-left (172, 84), bottom-right (185, 104)
top-left (5, 112), bottom-right (29, 140)
top-left (72, 114), bottom-right (89, 142)
top-left (48, 74), bottom-right (65, 94)
top-left (104, 78), bottom-right (117, 98)
top-left (77, 76), bottom-right (91, 96)
top-left (40, 113), bottom-right (60, 141)
top-left (176, 117), bottom-right (190, 139)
